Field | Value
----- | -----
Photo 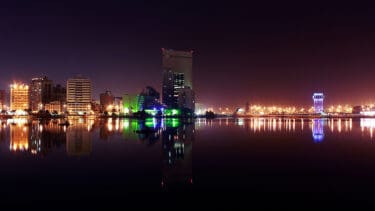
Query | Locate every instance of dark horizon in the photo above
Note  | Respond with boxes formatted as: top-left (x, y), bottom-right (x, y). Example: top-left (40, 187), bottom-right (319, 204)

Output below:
top-left (1, 1), bottom-right (375, 107)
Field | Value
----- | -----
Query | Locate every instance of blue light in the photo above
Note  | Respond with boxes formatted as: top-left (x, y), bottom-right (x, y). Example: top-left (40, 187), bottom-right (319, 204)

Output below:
top-left (312, 119), bottom-right (324, 143)
top-left (312, 93), bottom-right (324, 113)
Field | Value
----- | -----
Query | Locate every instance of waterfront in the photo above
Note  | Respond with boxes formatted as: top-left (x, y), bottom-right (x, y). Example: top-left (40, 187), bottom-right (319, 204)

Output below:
top-left (1, 117), bottom-right (375, 208)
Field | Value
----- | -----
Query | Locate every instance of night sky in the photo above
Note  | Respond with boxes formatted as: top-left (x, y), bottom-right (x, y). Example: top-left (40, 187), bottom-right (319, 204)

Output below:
top-left (1, 1), bottom-right (375, 107)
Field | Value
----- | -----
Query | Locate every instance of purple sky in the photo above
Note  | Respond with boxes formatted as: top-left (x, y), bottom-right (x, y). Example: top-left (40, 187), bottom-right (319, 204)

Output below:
top-left (1, 1), bottom-right (375, 107)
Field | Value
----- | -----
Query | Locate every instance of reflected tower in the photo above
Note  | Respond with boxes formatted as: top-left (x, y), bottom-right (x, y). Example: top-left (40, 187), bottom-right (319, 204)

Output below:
top-left (66, 119), bottom-right (92, 156)
top-left (161, 119), bottom-right (194, 189)
top-left (312, 119), bottom-right (324, 142)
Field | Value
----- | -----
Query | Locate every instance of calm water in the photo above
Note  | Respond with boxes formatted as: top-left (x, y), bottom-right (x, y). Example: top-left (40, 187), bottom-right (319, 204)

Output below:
top-left (2, 117), bottom-right (375, 208)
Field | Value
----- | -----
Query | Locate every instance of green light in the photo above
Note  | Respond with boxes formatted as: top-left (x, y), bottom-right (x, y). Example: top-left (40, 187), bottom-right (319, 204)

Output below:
top-left (164, 109), bottom-right (181, 116)
top-left (145, 118), bottom-right (156, 127)
top-left (123, 94), bottom-right (142, 113)
top-left (145, 109), bottom-right (158, 116)
top-left (165, 118), bottom-right (180, 127)
top-left (122, 119), bottom-right (139, 140)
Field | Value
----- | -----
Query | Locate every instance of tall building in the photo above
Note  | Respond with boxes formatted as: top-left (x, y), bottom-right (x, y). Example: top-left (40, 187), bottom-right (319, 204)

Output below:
top-left (67, 76), bottom-right (92, 115)
top-left (10, 83), bottom-right (29, 111)
top-left (100, 91), bottom-right (114, 112)
top-left (52, 84), bottom-right (67, 103)
top-left (312, 93), bottom-right (324, 113)
top-left (0, 90), bottom-right (6, 110)
top-left (162, 48), bottom-right (194, 109)
top-left (177, 87), bottom-right (195, 111)
top-left (30, 76), bottom-right (53, 112)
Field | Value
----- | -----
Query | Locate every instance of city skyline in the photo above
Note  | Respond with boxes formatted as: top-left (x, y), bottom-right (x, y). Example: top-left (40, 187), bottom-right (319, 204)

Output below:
top-left (2, 1), bottom-right (375, 107)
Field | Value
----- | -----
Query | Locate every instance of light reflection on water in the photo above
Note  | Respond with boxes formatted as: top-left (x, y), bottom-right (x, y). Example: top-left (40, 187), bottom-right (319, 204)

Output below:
top-left (1, 117), bottom-right (375, 156)
top-left (0, 117), bottom-right (375, 202)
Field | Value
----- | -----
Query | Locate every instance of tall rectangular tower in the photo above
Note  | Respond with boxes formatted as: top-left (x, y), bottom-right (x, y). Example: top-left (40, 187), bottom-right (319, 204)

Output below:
top-left (312, 93), bottom-right (324, 114)
top-left (30, 76), bottom-right (53, 112)
top-left (162, 48), bottom-right (193, 109)
top-left (67, 76), bottom-right (92, 115)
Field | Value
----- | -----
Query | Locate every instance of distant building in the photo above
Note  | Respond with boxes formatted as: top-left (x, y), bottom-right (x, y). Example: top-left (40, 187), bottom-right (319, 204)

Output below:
top-left (113, 97), bottom-right (123, 113)
top-left (312, 93), bottom-right (324, 113)
top-left (52, 84), bottom-right (67, 104)
top-left (67, 76), bottom-right (92, 115)
top-left (245, 101), bottom-right (250, 114)
top-left (352, 106), bottom-right (362, 114)
top-left (140, 86), bottom-right (162, 110)
top-left (0, 90), bottom-right (6, 110)
top-left (91, 100), bottom-right (101, 114)
top-left (177, 87), bottom-right (195, 111)
top-left (10, 83), bottom-right (29, 111)
top-left (162, 48), bottom-right (194, 110)
top-left (123, 94), bottom-right (142, 114)
top-left (30, 76), bottom-right (53, 112)
top-left (44, 101), bottom-right (62, 114)
top-left (100, 91), bottom-right (114, 112)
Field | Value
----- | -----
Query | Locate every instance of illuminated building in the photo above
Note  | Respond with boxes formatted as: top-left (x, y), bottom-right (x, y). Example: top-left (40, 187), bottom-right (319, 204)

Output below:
top-left (123, 94), bottom-right (142, 114)
top-left (100, 91), bottom-right (114, 112)
top-left (162, 48), bottom-right (194, 109)
top-left (30, 76), bottom-right (53, 112)
top-left (67, 76), bottom-right (92, 115)
top-left (44, 101), bottom-right (62, 113)
top-left (10, 83), bottom-right (29, 111)
top-left (312, 93), bottom-right (324, 114)
top-left (0, 90), bottom-right (6, 110)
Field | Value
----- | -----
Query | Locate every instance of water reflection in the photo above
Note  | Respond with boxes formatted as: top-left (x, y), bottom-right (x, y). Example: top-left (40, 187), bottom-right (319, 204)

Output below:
top-left (66, 118), bottom-right (92, 156)
top-left (4, 116), bottom-right (375, 190)
top-left (312, 119), bottom-right (324, 143)
top-left (161, 119), bottom-right (194, 189)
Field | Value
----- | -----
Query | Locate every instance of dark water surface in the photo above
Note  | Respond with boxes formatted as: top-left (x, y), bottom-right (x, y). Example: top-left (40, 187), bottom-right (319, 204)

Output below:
top-left (1, 117), bottom-right (375, 208)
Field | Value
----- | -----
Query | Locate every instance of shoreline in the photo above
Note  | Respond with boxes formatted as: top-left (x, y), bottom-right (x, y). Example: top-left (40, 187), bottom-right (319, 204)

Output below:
top-left (0, 114), bottom-right (373, 119)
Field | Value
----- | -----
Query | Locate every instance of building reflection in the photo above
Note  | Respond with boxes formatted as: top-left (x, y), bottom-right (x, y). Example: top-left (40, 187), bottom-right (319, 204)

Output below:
top-left (66, 118), bottom-right (93, 156)
top-left (161, 118), bottom-right (194, 190)
top-left (31, 120), bottom-right (66, 155)
top-left (9, 120), bottom-right (29, 151)
top-left (312, 119), bottom-right (324, 143)
top-left (360, 118), bottom-right (375, 138)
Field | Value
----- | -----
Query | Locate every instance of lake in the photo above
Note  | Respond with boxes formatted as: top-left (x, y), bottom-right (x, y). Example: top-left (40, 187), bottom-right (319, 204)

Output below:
top-left (1, 117), bottom-right (375, 209)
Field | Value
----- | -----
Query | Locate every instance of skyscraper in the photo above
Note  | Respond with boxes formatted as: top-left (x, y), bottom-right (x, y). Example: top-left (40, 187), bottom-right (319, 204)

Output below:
top-left (67, 76), bottom-right (92, 115)
top-left (162, 48), bottom-right (193, 109)
top-left (30, 76), bottom-right (53, 112)
top-left (177, 87), bottom-right (195, 111)
top-left (10, 83), bottom-right (29, 111)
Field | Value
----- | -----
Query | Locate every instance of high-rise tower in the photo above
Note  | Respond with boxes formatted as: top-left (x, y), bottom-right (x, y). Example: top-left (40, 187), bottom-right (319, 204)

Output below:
top-left (162, 48), bottom-right (193, 109)
top-left (30, 76), bottom-right (53, 112)
top-left (67, 76), bottom-right (92, 115)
